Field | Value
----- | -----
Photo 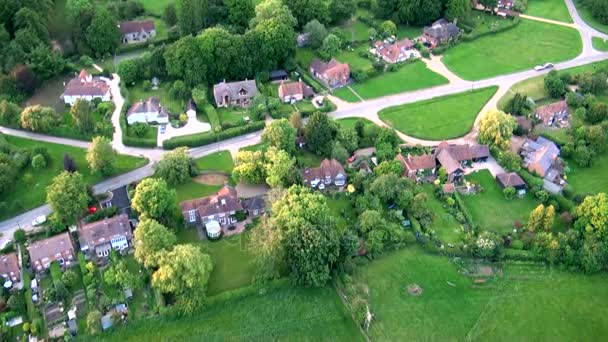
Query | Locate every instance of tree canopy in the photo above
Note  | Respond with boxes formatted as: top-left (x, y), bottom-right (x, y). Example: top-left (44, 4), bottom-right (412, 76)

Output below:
top-left (46, 171), bottom-right (89, 224)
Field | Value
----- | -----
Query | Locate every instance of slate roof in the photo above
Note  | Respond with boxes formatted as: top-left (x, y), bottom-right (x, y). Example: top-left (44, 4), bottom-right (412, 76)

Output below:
top-left (213, 80), bottom-right (258, 104)
top-left (496, 172), bottom-right (526, 188)
top-left (180, 186), bottom-right (242, 218)
top-left (423, 19), bottom-right (460, 41)
top-left (64, 70), bottom-right (110, 97)
top-left (119, 20), bottom-right (155, 34)
top-left (127, 97), bottom-right (169, 117)
top-left (523, 137), bottom-right (560, 177)
top-left (270, 69), bottom-right (288, 79)
top-left (78, 214), bottom-right (132, 249)
top-left (241, 196), bottom-right (266, 211)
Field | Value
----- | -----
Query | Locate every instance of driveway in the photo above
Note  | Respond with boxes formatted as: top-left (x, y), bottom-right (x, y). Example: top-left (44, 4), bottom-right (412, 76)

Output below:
top-left (157, 118), bottom-right (212, 147)
top-left (465, 156), bottom-right (506, 178)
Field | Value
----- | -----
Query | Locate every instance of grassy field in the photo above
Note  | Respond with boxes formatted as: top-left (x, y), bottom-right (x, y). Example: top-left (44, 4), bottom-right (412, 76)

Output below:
top-left (378, 87), bottom-right (498, 140)
top-left (334, 61), bottom-right (449, 102)
top-left (97, 282), bottom-right (363, 341)
top-left (355, 246), bottom-right (608, 341)
top-left (575, 0), bottom-right (608, 34)
top-left (338, 20), bottom-right (372, 42)
top-left (442, 20), bottom-right (582, 80)
top-left (173, 179), bottom-right (222, 203)
top-left (423, 185), bottom-right (462, 244)
top-left (567, 151), bottom-right (608, 195)
top-left (592, 37), bottom-right (608, 51)
top-left (193, 151), bottom-right (234, 174)
top-left (140, 0), bottom-right (174, 15)
top-left (526, 0), bottom-right (573, 23)
top-left (335, 47), bottom-right (374, 72)
top-left (0, 136), bottom-right (147, 220)
top-left (336, 118), bottom-right (377, 130)
top-left (128, 82), bottom-right (183, 114)
top-left (462, 170), bottom-right (539, 234)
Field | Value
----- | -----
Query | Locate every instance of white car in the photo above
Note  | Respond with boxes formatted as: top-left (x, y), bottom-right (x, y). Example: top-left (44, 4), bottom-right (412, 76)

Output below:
top-left (534, 63), bottom-right (554, 71)
top-left (31, 215), bottom-right (47, 226)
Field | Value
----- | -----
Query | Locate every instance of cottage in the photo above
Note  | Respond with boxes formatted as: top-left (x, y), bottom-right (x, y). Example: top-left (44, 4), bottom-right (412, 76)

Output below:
top-left (302, 159), bottom-right (347, 190)
top-left (78, 214), bottom-right (133, 259)
top-left (126, 97), bottom-right (169, 125)
top-left (421, 19), bottom-right (461, 48)
top-left (27, 232), bottom-right (75, 272)
top-left (535, 100), bottom-right (570, 127)
top-left (310, 59), bottom-right (350, 88)
top-left (496, 172), bottom-right (527, 193)
top-left (119, 20), bottom-right (156, 44)
top-left (180, 186), bottom-right (243, 238)
top-left (63, 70), bottom-right (111, 105)
top-left (372, 38), bottom-right (420, 64)
top-left (0, 253), bottom-right (21, 289)
top-left (213, 80), bottom-right (258, 108)
top-left (278, 80), bottom-right (314, 103)
top-left (241, 196), bottom-right (266, 217)
top-left (396, 153), bottom-right (437, 180)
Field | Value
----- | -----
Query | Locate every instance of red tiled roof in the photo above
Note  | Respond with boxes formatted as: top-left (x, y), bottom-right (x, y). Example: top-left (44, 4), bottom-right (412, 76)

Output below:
top-left (303, 159), bottom-right (346, 184)
top-left (396, 153), bottom-right (436, 173)
top-left (278, 80), bottom-right (313, 98)
top-left (310, 59), bottom-right (350, 80)
top-left (536, 100), bottom-right (569, 125)
top-left (27, 232), bottom-right (74, 268)
top-left (64, 70), bottom-right (110, 96)
top-left (180, 186), bottom-right (242, 218)
top-left (0, 253), bottom-right (20, 283)
top-left (119, 20), bottom-right (155, 35)
top-left (496, 172), bottom-right (526, 188)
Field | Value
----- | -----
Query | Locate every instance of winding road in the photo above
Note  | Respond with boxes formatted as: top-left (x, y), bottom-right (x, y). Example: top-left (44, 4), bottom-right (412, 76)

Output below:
top-left (0, 1), bottom-right (606, 236)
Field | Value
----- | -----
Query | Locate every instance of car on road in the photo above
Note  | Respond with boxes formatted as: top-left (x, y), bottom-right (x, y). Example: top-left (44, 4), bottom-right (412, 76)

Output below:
top-left (31, 215), bottom-right (47, 226)
top-left (534, 63), bottom-right (554, 71)
top-left (160, 125), bottom-right (166, 134)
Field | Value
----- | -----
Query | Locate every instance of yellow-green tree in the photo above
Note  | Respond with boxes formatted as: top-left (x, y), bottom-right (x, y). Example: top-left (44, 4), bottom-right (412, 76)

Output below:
top-left (527, 204), bottom-right (545, 232)
top-left (478, 109), bottom-right (516, 150)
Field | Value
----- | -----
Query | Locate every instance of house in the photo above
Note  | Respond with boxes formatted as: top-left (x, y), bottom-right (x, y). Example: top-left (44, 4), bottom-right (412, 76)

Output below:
top-left (497, 0), bottom-right (514, 9)
top-left (180, 186), bottom-right (243, 238)
top-left (213, 80), bottom-right (258, 108)
top-left (435, 142), bottom-right (490, 182)
top-left (496, 172), bottom-right (527, 193)
top-left (0, 253), bottom-right (21, 289)
top-left (63, 70), bottom-right (111, 105)
top-left (126, 97), bottom-right (170, 125)
top-left (27, 232), bottom-right (75, 272)
top-left (396, 153), bottom-right (437, 180)
top-left (270, 69), bottom-right (288, 82)
top-left (310, 59), bottom-right (350, 88)
top-left (118, 20), bottom-right (156, 44)
top-left (278, 80), bottom-right (314, 103)
top-left (535, 100), bottom-right (570, 127)
top-left (421, 18), bottom-right (461, 48)
top-left (521, 137), bottom-right (564, 185)
top-left (99, 186), bottom-right (132, 216)
top-left (241, 196), bottom-right (266, 217)
top-left (185, 100), bottom-right (197, 119)
top-left (302, 159), bottom-right (347, 190)
top-left (78, 214), bottom-right (133, 259)
top-left (372, 38), bottom-right (420, 64)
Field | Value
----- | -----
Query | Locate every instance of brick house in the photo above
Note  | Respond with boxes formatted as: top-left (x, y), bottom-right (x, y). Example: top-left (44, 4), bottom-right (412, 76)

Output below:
top-left (310, 59), bottom-right (350, 88)
top-left (0, 253), bottom-right (21, 290)
top-left (180, 186), bottom-right (243, 238)
top-left (78, 214), bottom-right (133, 259)
top-left (278, 80), bottom-right (314, 103)
top-left (27, 232), bottom-right (75, 272)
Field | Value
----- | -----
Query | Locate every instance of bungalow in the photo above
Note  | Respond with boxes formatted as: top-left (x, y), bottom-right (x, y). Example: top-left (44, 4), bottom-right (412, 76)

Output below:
top-left (420, 18), bottom-right (461, 48)
top-left (241, 196), bottom-right (266, 217)
top-left (535, 100), bottom-right (570, 127)
top-left (372, 38), bottom-right (420, 64)
top-left (396, 153), bottom-right (437, 180)
top-left (496, 172), bottom-right (527, 194)
top-left (78, 214), bottom-right (133, 259)
top-left (63, 70), bottom-right (111, 105)
top-left (310, 59), bottom-right (350, 89)
top-left (302, 159), bottom-right (347, 190)
top-left (278, 79), bottom-right (314, 103)
top-left (213, 80), bottom-right (258, 108)
top-left (126, 97), bottom-right (170, 125)
top-left (27, 232), bottom-right (75, 272)
top-left (118, 20), bottom-right (156, 44)
top-left (0, 253), bottom-right (21, 290)
top-left (180, 186), bottom-right (243, 238)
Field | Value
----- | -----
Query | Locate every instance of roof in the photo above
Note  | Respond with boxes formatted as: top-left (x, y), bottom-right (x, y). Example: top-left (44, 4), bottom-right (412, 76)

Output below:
top-left (374, 39), bottom-right (415, 62)
top-left (303, 159), bottom-right (346, 184)
top-left (270, 70), bottom-right (288, 79)
top-left (496, 172), bottom-right (526, 188)
top-left (27, 232), bottom-right (74, 264)
top-left (523, 137), bottom-right (560, 177)
top-left (434, 142), bottom-right (490, 164)
top-left (241, 196), bottom-right (266, 211)
top-left (119, 20), bottom-right (155, 35)
top-left (64, 70), bottom-right (110, 97)
top-left (310, 59), bottom-right (350, 79)
top-left (213, 80), bottom-right (258, 104)
top-left (423, 19), bottom-right (460, 40)
top-left (536, 100), bottom-right (569, 124)
top-left (78, 214), bottom-right (132, 249)
top-left (180, 186), bottom-right (242, 217)
top-left (127, 97), bottom-right (169, 117)
top-left (436, 149), bottom-right (462, 174)
top-left (278, 80), bottom-right (314, 98)
top-left (0, 253), bottom-right (20, 283)
top-left (396, 153), bottom-right (436, 172)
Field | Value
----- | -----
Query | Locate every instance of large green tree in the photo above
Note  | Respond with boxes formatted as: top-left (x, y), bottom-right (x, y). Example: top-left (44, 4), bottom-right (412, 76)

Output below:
top-left (46, 171), bottom-right (89, 224)
top-left (264, 147), bottom-right (297, 188)
top-left (225, 0), bottom-right (254, 29)
top-left (86, 136), bottom-right (116, 176)
top-left (250, 0), bottom-right (297, 28)
top-left (262, 118), bottom-right (297, 154)
top-left (131, 178), bottom-right (178, 222)
top-left (478, 109), bottom-right (516, 151)
top-left (152, 244), bottom-right (213, 299)
top-left (329, 0), bottom-right (356, 24)
top-left (154, 147), bottom-right (193, 185)
top-left (303, 20), bottom-right (328, 49)
top-left (19, 105), bottom-right (58, 132)
top-left (133, 217), bottom-right (177, 269)
top-left (232, 150), bottom-right (266, 184)
top-left (286, 0), bottom-right (330, 28)
top-left (305, 112), bottom-right (337, 156)
top-left (86, 8), bottom-right (120, 57)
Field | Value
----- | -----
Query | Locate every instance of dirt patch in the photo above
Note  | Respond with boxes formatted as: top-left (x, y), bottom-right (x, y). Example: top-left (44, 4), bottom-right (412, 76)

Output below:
top-left (407, 284), bottom-right (423, 297)
top-left (194, 173), bottom-right (228, 186)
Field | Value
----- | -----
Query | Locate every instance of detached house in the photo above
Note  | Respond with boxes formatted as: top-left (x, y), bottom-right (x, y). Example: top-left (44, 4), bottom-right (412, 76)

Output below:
top-left (372, 38), bottom-right (420, 64)
top-left (303, 159), bottom-right (347, 190)
top-left (78, 214), bottom-right (133, 259)
top-left (213, 80), bottom-right (258, 108)
top-left (0, 253), bottom-right (21, 290)
top-left (521, 137), bottom-right (566, 193)
top-left (119, 20), bottom-right (156, 44)
top-left (278, 80), bottom-right (314, 103)
top-left (63, 70), bottom-right (111, 105)
top-left (310, 59), bottom-right (350, 88)
top-left (396, 153), bottom-right (437, 181)
top-left (127, 97), bottom-right (170, 125)
top-left (421, 18), bottom-right (461, 48)
top-left (180, 186), bottom-right (243, 239)
top-left (27, 232), bottom-right (75, 272)
top-left (535, 100), bottom-right (570, 127)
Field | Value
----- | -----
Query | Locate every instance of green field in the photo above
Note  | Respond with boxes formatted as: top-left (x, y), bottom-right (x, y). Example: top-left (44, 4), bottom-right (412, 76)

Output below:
top-left (443, 20), bottom-right (582, 80)
top-left (173, 179), bottom-right (222, 202)
top-left (462, 170), bottom-right (540, 234)
top-left (0, 136), bottom-right (147, 220)
top-left (526, 0), bottom-right (573, 23)
top-left (423, 185), bottom-right (462, 243)
top-left (575, 0), bottom-right (608, 34)
top-left (567, 151), bottom-right (608, 195)
top-left (379, 87), bottom-right (498, 140)
top-left (592, 37), bottom-right (608, 51)
top-left (335, 61), bottom-right (449, 102)
top-left (97, 282), bottom-right (363, 341)
top-left (338, 20), bottom-right (372, 42)
top-left (355, 246), bottom-right (608, 341)
top-left (335, 48), bottom-right (373, 72)
top-left (194, 151), bottom-right (234, 174)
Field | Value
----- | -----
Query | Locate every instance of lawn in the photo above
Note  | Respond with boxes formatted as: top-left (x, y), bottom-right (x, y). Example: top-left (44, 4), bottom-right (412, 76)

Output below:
top-left (423, 185), bottom-right (462, 244)
top-left (335, 60), bottom-right (449, 102)
top-left (526, 0), bottom-right (573, 23)
top-left (0, 135), bottom-right (148, 221)
top-left (442, 20), bottom-right (582, 80)
top-left (336, 117), bottom-right (376, 130)
top-left (139, 0), bottom-right (174, 16)
top-left (128, 82), bottom-right (183, 114)
top-left (378, 87), bottom-right (498, 140)
top-left (327, 194), bottom-right (357, 230)
top-left (354, 246), bottom-right (608, 341)
top-left (338, 20), bottom-right (372, 42)
top-left (566, 151), bottom-right (608, 195)
top-left (239, 142), bottom-right (269, 153)
top-left (335, 48), bottom-right (374, 72)
top-left (173, 178), bottom-right (222, 203)
top-left (193, 151), bottom-right (234, 173)
top-left (217, 107), bottom-right (249, 125)
top-left (295, 149), bottom-right (324, 168)
top-left (592, 36), bottom-right (608, 51)
top-left (574, 0), bottom-right (608, 34)
top-left (462, 170), bottom-right (540, 234)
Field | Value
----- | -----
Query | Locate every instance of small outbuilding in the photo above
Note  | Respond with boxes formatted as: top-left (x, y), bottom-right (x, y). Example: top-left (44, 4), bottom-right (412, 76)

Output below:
top-left (496, 172), bottom-right (527, 193)
top-left (269, 70), bottom-right (288, 82)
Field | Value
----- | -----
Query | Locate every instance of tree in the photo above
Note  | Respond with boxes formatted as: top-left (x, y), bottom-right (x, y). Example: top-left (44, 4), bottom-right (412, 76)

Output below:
top-left (319, 34), bottom-right (341, 61)
top-left (177, 0), bottom-right (208, 36)
top-left (262, 119), bottom-right (297, 154)
top-left (154, 147), bottom-right (192, 185)
top-left (264, 147), bottom-right (297, 188)
top-left (478, 0), bottom-right (498, 10)
top-left (46, 171), bottom-right (89, 224)
top-left (542, 205), bottom-right (555, 232)
top-left (331, 141), bottom-right (349, 163)
top-left (63, 154), bottom-right (77, 172)
top-left (527, 204), bottom-right (546, 232)
top-left (86, 8), bottom-right (120, 57)
top-left (478, 110), bottom-right (516, 150)
top-left (286, 0), bottom-right (330, 29)
top-left (164, 35), bottom-right (206, 86)
top-left (251, 17), bottom-right (297, 71)
top-left (544, 71), bottom-right (566, 98)
top-left (13, 229), bottom-right (26, 244)
top-left (152, 244), bottom-right (213, 295)
top-left (86, 310), bottom-right (102, 335)
top-left (61, 269), bottom-right (79, 289)
top-left (379, 20), bottom-right (397, 38)
top-left (303, 20), bottom-right (328, 49)
top-left (374, 160), bottom-right (404, 177)
top-left (133, 217), bottom-right (177, 269)
top-left (31, 154), bottom-right (46, 170)
top-left (574, 193), bottom-right (608, 238)
top-left (250, 0), bottom-right (297, 28)
top-left (337, 127), bottom-right (358, 152)
top-left (305, 112), bottom-right (337, 156)
top-left (225, 0), bottom-right (254, 29)
top-left (86, 136), bottom-right (116, 176)
top-left (0, 100), bottom-right (21, 125)
top-left (20, 105), bottom-right (58, 132)
top-left (329, 0), bottom-right (356, 24)
top-left (131, 178), bottom-right (178, 222)
top-left (104, 258), bottom-right (141, 289)
top-left (574, 145), bottom-right (592, 167)
top-left (163, 3), bottom-right (178, 26)
top-left (445, 0), bottom-right (470, 21)
top-left (503, 186), bottom-right (516, 200)
top-left (169, 80), bottom-right (188, 101)
top-left (7, 294), bottom-right (24, 312)
top-left (232, 150), bottom-right (266, 184)
top-left (586, 102), bottom-right (608, 124)
top-left (70, 99), bottom-right (93, 133)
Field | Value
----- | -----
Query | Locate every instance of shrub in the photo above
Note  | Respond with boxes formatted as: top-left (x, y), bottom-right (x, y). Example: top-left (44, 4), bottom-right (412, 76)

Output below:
top-left (511, 239), bottom-right (524, 250)
top-left (31, 154), bottom-right (46, 170)
top-left (503, 187), bottom-right (516, 200)
top-left (204, 105), bottom-right (221, 130)
top-left (163, 121), bottom-right (265, 149)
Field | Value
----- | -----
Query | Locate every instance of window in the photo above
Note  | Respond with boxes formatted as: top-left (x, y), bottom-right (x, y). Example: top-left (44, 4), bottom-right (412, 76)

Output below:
top-left (188, 210), bottom-right (196, 223)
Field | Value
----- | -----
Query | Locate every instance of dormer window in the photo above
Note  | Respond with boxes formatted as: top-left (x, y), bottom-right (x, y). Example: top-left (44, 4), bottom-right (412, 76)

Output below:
top-left (238, 88), bottom-right (247, 96)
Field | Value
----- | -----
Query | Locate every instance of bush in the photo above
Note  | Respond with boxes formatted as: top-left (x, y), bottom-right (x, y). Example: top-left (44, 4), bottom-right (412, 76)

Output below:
top-left (204, 105), bottom-right (221, 130)
top-left (511, 239), bottom-right (524, 250)
top-left (163, 121), bottom-right (265, 149)
top-left (31, 154), bottom-right (46, 170)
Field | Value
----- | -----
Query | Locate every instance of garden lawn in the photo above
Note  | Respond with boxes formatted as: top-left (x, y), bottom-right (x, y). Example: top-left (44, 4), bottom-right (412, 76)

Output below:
top-left (335, 48), bottom-right (373, 72)
top-left (217, 107), bottom-right (248, 125)
top-left (423, 185), bottom-right (462, 244)
top-left (462, 170), bottom-right (539, 234)
top-left (336, 118), bottom-right (376, 130)
top-left (0, 136), bottom-right (147, 221)
top-left (526, 0), bottom-right (572, 23)
top-left (139, 0), bottom-right (174, 16)
top-left (239, 142), bottom-right (268, 153)
top-left (574, 0), bottom-right (608, 34)
top-left (295, 149), bottom-right (323, 168)
top-left (327, 194), bottom-right (357, 230)
top-left (592, 37), bottom-right (608, 51)
top-left (566, 152), bottom-right (608, 195)
top-left (338, 20), bottom-right (372, 42)
top-left (442, 20), bottom-right (582, 80)
top-left (194, 151), bottom-right (234, 173)
top-left (355, 246), bottom-right (608, 341)
top-left (378, 87), bottom-right (498, 140)
top-left (128, 82), bottom-right (183, 114)
top-left (173, 178), bottom-right (222, 202)
top-left (97, 282), bottom-right (363, 341)
top-left (336, 61), bottom-right (449, 102)
top-left (333, 87), bottom-right (362, 102)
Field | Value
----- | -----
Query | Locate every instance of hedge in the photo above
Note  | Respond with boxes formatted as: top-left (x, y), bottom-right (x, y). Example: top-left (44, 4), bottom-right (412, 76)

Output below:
top-left (549, 193), bottom-right (575, 212)
top-left (163, 121), bottom-right (265, 149)
top-left (454, 192), bottom-right (476, 230)
top-left (518, 169), bottom-right (544, 188)
top-left (204, 104), bottom-right (221, 130)
top-left (503, 248), bottom-right (542, 261)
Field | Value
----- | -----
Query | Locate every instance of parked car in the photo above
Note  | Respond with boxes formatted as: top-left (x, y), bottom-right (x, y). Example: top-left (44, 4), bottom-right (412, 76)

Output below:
top-left (31, 215), bottom-right (46, 226)
top-left (159, 125), bottom-right (166, 134)
top-left (534, 63), bottom-right (554, 71)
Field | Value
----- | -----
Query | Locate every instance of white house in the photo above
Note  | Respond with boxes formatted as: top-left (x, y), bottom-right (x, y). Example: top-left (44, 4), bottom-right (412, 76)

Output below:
top-left (63, 70), bottom-right (111, 105)
top-left (126, 97), bottom-right (169, 125)
top-left (119, 20), bottom-right (156, 44)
